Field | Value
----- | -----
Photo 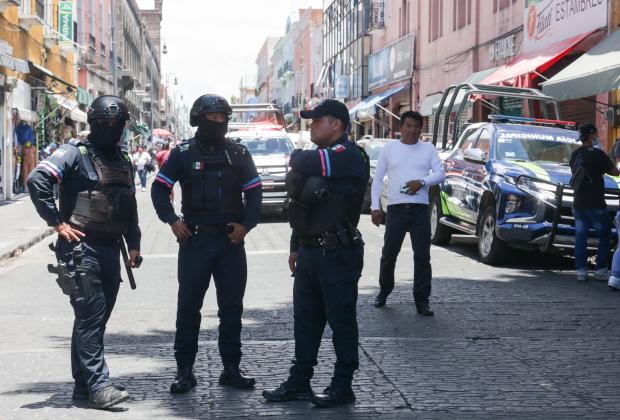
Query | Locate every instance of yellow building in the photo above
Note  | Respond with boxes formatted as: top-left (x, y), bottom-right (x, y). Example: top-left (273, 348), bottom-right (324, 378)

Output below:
top-left (0, 0), bottom-right (82, 199)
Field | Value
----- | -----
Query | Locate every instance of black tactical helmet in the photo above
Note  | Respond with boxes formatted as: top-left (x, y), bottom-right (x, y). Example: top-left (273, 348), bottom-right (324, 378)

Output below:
top-left (189, 94), bottom-right (232, 127)
top-left (87, 95), bottom-right (130, 124)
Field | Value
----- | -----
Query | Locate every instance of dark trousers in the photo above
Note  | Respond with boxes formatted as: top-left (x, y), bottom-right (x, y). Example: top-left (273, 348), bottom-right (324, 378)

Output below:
top-left (57, 238), bottom-right (121, 393)
top-left (288, 243), bottom-right (363, 390)
top-left (379, 204), bottom-right (432, 305)
top-left (175, 234), bottom-right (247, 368)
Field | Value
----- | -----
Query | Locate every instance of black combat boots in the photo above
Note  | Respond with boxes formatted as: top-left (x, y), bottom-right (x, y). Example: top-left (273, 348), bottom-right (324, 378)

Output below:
top-left (170, 367), bottom-right (197, 394)
top-left (218, 364), bottom-right (256, 389)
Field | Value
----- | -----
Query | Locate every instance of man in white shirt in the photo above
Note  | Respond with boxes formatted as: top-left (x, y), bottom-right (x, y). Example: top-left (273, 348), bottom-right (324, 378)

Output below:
top-left (132, 146), bottom-right (151, 191)
top-left (370, 111), bottom-right (445, 315)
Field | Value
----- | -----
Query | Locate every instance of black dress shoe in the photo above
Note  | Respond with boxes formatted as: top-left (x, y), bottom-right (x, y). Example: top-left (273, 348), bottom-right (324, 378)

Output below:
top-left (416, 303), bottom-right (434, 316)
top-left (262, 381), bottom-right (313, 402)
top-left (170, 367), bottom-right (197, 394)
top-left (374, 291), bottom-right (389, 308)
top-left (219, 364), bottom-right (256, 389)
top-left (311, 386), bottom-right (355, 408)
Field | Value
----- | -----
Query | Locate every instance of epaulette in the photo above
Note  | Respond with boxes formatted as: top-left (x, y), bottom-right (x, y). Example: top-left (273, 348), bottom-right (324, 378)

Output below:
top-left (178, 141), bottom-right (190, 152)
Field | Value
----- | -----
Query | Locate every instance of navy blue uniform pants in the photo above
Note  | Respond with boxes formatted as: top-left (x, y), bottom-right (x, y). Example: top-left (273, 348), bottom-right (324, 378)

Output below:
top-left (175, 234), bottom-right (247, 368)
top-left (379, 204), bottom-right (432, 305)
top-left (57, 237), bottom-right (121, 393)
top-left (288, 243), bottom-right (363, 390)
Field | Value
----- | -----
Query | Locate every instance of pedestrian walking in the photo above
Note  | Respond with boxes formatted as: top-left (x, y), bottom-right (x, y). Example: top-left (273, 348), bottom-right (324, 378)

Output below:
top-left (262, 100), bottom-right (369, 407)
top-left (370, 111), bottom-right (445, 315)
top-left (132, 146), bottom-right (151, 191)
top-left (151, 94), bottom-right (262, 394)
top-left (569, 123), bottom-right (619, 281)
top-left (155, 142), bottom-right (171, 168)
top-left (27, 96), bottom-right (142, 409)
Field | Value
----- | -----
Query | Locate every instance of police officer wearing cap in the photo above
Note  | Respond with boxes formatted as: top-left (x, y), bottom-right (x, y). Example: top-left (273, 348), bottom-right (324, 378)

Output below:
top-left (151, 94), bottom-right (261, 393)
top-left (262, 100), bottom-right (369, 407)
top-left (27, 95), bottom-right (141, 409)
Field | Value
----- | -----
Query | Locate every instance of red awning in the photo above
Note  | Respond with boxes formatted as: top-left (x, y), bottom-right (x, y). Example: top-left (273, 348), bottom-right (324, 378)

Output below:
top-left (480, 32), bottom-right (593, 88)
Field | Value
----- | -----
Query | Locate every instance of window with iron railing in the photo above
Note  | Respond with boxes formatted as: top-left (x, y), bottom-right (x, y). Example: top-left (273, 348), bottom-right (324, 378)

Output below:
top-left (35, 0), bottom-right (44, 19)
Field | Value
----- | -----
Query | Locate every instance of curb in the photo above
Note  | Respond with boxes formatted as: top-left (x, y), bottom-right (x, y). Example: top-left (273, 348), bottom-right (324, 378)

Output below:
top-left (0, 172), bottom-right (156, 263)
top-left (0, 228), bottom-right (54, 262)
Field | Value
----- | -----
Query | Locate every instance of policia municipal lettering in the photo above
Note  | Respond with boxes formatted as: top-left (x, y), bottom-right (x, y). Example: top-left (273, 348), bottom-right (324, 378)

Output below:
top-left (151, 94), bottom-right (262, 393)
top-left (263, 100), bottom-right (370, 408)
top-left (27, 96), bottom-right (141, 409)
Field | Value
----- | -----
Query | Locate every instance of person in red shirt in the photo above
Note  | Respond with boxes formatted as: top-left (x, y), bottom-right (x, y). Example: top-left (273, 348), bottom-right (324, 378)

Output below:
top-left (155, 142), bottom-right (174, 202)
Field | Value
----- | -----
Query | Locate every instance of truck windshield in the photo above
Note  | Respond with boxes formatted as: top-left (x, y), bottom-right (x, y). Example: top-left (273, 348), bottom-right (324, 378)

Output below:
top-left (496, 132), bottom-right (579, 164)
top-left (240, 138), bottom-right (293, 155)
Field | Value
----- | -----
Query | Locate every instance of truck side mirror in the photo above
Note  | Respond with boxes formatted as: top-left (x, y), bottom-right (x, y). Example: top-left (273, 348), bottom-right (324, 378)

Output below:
top-left (463, 148), bottom-right (487, 164)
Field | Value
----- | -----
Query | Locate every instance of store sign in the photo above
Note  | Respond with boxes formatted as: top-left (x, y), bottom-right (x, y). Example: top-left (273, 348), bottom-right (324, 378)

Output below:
top-left (523, 0), bottom-right (607, 52)
top-left (335, 75), bottom-right (349, 99)
top-left (488, 35), bottom-right (516, 62)
top-left (58, 1), bottom-right (73, 46)
top-left (368, 34), bottom-right (414, 90)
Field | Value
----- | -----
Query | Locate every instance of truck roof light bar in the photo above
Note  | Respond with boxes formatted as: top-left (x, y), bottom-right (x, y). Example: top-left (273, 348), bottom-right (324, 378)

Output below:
top-left (488, 114), bottom-right (576, 128)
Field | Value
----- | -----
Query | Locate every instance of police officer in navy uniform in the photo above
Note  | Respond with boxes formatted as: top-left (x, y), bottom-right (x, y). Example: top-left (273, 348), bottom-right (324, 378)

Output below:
top-left (151, 94), bottom-right (262, 393)
top-left (28, 96), bottom-right (141, 409)
top-left (262, 100), bottom-right (369, 407)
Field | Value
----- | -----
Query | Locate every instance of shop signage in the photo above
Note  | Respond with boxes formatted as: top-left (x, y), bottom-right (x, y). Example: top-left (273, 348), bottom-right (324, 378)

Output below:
top-left (368, 34), bottom-right (414, 90)
top-left (58, 1), bottom-right (73, 46)
top-left (524, 0), bottom-right (607, 52)
top-left (489, 34), bottom-right (516, 62)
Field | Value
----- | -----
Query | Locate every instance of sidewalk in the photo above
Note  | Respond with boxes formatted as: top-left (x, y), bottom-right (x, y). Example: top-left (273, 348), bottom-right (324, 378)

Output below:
top-left (0, 173), bottom-right (153, 263)
top-left (0, 194), bottom-right (53, 262)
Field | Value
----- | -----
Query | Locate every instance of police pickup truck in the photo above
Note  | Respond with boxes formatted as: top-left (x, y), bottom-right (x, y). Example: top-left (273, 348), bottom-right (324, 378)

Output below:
top-left (428, 84), bottom-right (620, 264)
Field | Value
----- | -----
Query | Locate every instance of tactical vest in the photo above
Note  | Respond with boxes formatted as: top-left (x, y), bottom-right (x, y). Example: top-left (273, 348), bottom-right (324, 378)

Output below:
top-left (180, 140), bottom-right (244, 218)
top-left (69, 145), bottom-right (134, 237)
top-left (286, 170), bottom-right (350, 235)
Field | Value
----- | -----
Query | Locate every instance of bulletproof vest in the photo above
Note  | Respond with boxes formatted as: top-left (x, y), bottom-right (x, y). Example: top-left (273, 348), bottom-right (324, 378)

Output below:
top-left (69, 146), bottom-right (134, 237)
top-left (286, 170), bottom-right (350, 235)
top-left (180, 139), bottom-right (244, 218)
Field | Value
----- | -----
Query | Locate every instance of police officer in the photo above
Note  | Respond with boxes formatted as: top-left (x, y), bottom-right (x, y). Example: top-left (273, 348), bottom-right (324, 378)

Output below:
top-left (27, 96), bottom-right (141, 409)
top-left (151, 94), bottom-right (262, 393)
top-left (262, 100), bottom-right (369, 407)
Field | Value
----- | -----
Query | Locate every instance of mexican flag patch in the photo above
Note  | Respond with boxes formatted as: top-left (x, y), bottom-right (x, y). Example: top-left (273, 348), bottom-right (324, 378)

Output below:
top-left (193, 162), bottom-right (205, 170)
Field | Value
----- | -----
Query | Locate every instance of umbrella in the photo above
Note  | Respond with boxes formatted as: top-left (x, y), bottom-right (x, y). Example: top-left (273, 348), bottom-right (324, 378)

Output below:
top-left (153, 128), bottom-right (173, 137)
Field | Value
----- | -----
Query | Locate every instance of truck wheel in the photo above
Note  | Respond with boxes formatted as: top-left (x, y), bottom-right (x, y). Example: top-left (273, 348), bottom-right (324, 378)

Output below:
top-left (430, 196), bottom-right (452, 245)
top-left (478, 206), bottom-right (509, 265)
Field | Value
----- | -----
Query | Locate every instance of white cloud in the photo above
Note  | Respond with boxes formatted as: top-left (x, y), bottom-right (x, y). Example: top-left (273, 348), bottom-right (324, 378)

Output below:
top-left (159, 0), bottom-right (323, 111)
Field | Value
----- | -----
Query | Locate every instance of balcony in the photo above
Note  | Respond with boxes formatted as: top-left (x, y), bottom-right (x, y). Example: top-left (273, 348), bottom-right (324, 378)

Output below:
top-left (19, 13), bottom-right (44, 31)
top-left (44, 27), bottom-right (59, 49)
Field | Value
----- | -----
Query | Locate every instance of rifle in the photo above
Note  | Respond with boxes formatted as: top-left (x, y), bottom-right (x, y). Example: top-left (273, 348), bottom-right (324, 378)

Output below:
top-left (119, 239), bottom-right (142, 290)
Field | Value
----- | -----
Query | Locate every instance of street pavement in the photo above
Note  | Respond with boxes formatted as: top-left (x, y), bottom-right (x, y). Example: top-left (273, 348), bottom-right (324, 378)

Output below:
top-left (1, 184), bottom-right (619, 419)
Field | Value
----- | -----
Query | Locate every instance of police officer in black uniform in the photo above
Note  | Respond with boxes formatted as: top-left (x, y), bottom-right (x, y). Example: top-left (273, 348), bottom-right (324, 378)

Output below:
top-left (27, 96), bottom-right (141, 409)
top-left (262, 100), bottom-right (369, 407)
top-left (151, 94), bottom-right (261, 393)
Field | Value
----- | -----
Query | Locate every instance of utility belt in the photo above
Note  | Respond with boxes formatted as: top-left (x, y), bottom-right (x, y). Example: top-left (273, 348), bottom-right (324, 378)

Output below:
top-left (299, 225), bottom-right (364, 251)
top-left (191, 223), bottom-right (234, 236)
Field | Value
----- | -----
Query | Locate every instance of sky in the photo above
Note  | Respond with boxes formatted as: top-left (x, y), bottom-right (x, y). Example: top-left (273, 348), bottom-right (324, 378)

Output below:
top-left (136, 0), bottom-right (323, 111)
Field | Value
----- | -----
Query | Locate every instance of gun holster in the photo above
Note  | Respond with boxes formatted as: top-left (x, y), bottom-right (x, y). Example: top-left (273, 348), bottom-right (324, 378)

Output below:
top-left (47, 242), bottom-right (95, 299)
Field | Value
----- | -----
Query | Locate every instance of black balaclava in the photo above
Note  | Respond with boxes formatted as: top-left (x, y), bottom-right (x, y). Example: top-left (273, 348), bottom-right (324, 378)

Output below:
top-left (89, 120), bottom-right (126, 151)
top-left (195, 115), bottom-right (228, 148)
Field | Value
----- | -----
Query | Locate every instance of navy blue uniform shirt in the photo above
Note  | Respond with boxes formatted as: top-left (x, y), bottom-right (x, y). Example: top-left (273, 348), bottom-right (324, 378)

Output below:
top-left (289, 134), bottom-right (369, 252)
top-left (151, 138), bottom-right (262, 231)
top-left (27, 140), bottom-right (141, 251)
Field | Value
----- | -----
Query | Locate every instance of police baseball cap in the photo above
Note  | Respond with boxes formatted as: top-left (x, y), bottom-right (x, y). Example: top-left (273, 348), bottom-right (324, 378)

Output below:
top-left (300, 99), bottom-right (350, 129)
top-left (578, 123), bottom-right (597, 140)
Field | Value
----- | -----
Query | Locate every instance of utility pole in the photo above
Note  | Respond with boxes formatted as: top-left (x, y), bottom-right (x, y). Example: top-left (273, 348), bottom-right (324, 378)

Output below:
top-left (111, 0), bottom-right (118, 95)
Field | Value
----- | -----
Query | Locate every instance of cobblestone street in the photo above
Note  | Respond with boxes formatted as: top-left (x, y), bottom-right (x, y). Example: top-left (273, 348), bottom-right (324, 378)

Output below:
top-left (1, 187), bottom-right (619, 419)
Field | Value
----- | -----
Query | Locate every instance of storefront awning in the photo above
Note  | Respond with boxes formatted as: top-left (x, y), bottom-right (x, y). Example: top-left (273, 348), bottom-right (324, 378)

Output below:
top-left (429, 67), bottom-right (499, 115)
top-left (0, 52), bottom-right (29, 73)
top-left (13, 107), bottom-right (39, 123)
top-left (355, 85), bottom-right (407, 120)
top-left (29, 61), bottom-right (77, 90)
top-left (52, 94), bottom-right (88, 123)
top-left (480, 32), bottom-right (593, 87)
top-left (541, 28), bottom-right (620, 101)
